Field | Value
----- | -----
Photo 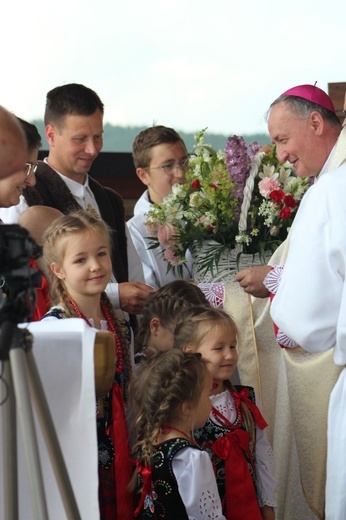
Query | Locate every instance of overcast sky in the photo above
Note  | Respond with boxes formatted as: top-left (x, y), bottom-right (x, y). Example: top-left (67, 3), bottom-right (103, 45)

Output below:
top-left (2, 0), bottom-right (345, 137)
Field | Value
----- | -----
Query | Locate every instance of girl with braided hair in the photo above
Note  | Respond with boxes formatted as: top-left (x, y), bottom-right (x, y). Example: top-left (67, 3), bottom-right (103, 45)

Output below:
top-left (41, 210), bottom-right (133, 520)
top-left (173, 306), bottom-right (276, 520)
top-left (134, 280), bottom-right (209, 364)
top-left (130, 349), bottom-right (225, 519)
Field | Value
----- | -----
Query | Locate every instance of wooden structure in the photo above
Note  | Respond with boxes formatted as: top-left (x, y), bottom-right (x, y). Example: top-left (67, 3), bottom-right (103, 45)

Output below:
top-left (328, 82), bottom-right (346, 124)
top-left (88, 151), bottom-right (144, 220)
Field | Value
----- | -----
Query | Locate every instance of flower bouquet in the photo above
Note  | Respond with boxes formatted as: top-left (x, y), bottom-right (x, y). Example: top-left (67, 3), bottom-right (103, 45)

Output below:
top-left (144, 129), bottom-right (310, 280)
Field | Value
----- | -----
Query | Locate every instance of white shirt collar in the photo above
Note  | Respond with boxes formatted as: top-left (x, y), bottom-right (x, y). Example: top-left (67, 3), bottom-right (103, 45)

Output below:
top-left (43, 158), bottom-right (99, 213)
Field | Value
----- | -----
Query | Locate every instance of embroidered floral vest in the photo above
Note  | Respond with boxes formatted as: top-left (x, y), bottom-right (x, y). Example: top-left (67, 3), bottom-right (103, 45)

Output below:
top-left (138, 438), bottom-right (200, 519)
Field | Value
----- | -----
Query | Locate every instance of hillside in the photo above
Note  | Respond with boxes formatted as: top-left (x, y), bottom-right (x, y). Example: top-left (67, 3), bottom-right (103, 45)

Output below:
top-left (32, 120), bottom-right (270, 152)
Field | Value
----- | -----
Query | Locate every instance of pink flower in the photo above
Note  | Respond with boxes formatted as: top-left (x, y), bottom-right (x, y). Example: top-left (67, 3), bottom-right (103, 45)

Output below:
top-left (164, 246), bottom-right (182, 266)
top-left (157, 223), bottom-right (178, 247)
top-left (258, 177), bottom-right (280, 199)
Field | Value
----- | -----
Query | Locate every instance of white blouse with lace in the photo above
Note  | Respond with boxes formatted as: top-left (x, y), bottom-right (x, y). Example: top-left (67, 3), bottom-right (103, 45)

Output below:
top-left (172, 447), bottom-right (226, 519)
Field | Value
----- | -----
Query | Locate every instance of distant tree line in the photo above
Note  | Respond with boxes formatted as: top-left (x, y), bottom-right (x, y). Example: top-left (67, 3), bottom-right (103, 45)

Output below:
top-left (32, 120), bottom-right (270, 153)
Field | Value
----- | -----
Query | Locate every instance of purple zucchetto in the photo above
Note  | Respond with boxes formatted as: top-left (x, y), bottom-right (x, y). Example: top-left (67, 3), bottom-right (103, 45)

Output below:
top-left (281, 84), bottom-right (336, 113)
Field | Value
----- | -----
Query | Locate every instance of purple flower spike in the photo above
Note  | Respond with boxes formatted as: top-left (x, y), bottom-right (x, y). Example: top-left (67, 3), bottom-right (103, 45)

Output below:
top-left (225, 135), bottom-right (249, 201)
top-left (248, 141), bottom-right (261, 159)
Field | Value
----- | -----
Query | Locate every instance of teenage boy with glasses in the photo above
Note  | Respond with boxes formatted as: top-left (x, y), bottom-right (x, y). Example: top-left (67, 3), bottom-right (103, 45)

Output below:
top-left (128, 125), bottom-right (193, 288)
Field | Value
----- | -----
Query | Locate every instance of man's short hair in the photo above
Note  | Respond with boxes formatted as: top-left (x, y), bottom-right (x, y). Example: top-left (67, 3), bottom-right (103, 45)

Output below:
top-left (269, 95), bottom-right (342, 129)
top-left (44, 83), bottom-right (104, 127)
top-left (132, 125), bottom-right (186, 169)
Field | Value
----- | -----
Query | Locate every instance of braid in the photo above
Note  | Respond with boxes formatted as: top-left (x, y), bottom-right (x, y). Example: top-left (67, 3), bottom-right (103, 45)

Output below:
top-left (48, 277), bottom-right (75, 314)
top-left (135, 293), bottom-right (182, 352)
top-left (128, 408), bottom-right (156, 492)
top-left (132, 409), bottom-right (158, 466)
top-left (130, 350), bottom-right (207, 465)
top-left (135, 280), bottom-right (209, 354)
top-left (240, 401), bottom-right (256, 447)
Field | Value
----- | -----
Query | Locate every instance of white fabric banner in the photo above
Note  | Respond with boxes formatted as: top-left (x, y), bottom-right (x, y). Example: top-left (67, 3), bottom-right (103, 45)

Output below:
top-left (0, 318), bottom-right (100, 519)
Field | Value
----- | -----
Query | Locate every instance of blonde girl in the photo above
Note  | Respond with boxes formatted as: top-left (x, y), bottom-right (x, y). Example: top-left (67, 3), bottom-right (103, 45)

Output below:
top-left (130, 349), bottom-right (225, 519)
top-left (173, 306), bottom-right (276, 520)
top-left (42, 210), bottom-right (133, 520)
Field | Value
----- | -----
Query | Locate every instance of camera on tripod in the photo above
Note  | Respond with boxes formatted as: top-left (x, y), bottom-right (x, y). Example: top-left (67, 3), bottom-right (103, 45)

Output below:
top-left (0, 224), bottom-right (42, 323)
top-left (0, 224), bottom-right (83, 519)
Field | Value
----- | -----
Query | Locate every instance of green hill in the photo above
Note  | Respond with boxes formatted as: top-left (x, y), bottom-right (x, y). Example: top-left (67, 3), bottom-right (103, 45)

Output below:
top-left (32, 120), bottom-right (270, 153)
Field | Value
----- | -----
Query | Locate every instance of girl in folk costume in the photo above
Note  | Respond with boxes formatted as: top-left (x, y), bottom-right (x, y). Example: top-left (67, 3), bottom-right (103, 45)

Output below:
top-left (41, 210), bottom-right (133, 520)
top-left (173, 306), bottom-right (277, 520)
top-left (129, 349), bottom-right (225, 520)
top-left (134, 280), bottom-right (209, 364)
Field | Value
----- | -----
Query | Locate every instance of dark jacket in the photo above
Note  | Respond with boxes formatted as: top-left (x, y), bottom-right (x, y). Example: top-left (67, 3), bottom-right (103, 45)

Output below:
top-left (23, 161), bottom-right (129, 283)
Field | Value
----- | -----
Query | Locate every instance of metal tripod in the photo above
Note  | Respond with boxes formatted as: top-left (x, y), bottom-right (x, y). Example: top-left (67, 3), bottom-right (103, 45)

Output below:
top-left (0, 320), bottom-right (81, 520)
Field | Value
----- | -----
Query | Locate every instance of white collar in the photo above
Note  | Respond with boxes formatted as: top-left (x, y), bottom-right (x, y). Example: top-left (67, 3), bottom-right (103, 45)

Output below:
top-left (43, 157), bottom-right (90, 199)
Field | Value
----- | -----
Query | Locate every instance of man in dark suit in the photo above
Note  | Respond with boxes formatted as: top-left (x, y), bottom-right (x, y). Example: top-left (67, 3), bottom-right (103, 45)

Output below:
top-left (1, 84), bottom-right (153, 315)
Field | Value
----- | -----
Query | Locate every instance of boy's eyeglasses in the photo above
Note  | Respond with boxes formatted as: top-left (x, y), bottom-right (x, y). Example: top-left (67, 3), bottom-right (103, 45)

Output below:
top-left (25, 162), bottom-right (39, 179)
top-left (146, 157), bottom-right (189, 176)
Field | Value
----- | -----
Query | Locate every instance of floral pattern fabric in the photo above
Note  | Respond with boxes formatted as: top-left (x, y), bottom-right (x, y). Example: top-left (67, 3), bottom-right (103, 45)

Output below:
top-left (263, 265), bottom-right (298, 348)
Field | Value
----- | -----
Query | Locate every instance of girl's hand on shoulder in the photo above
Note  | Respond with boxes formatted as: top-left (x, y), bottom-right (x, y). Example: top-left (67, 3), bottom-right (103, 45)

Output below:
top-left (261, 505), bottom-right (275, 520)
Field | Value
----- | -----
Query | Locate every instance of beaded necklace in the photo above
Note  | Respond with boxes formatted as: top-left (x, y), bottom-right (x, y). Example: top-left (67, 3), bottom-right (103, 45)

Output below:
top-left (67, 295), bottom-right (124, 374)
